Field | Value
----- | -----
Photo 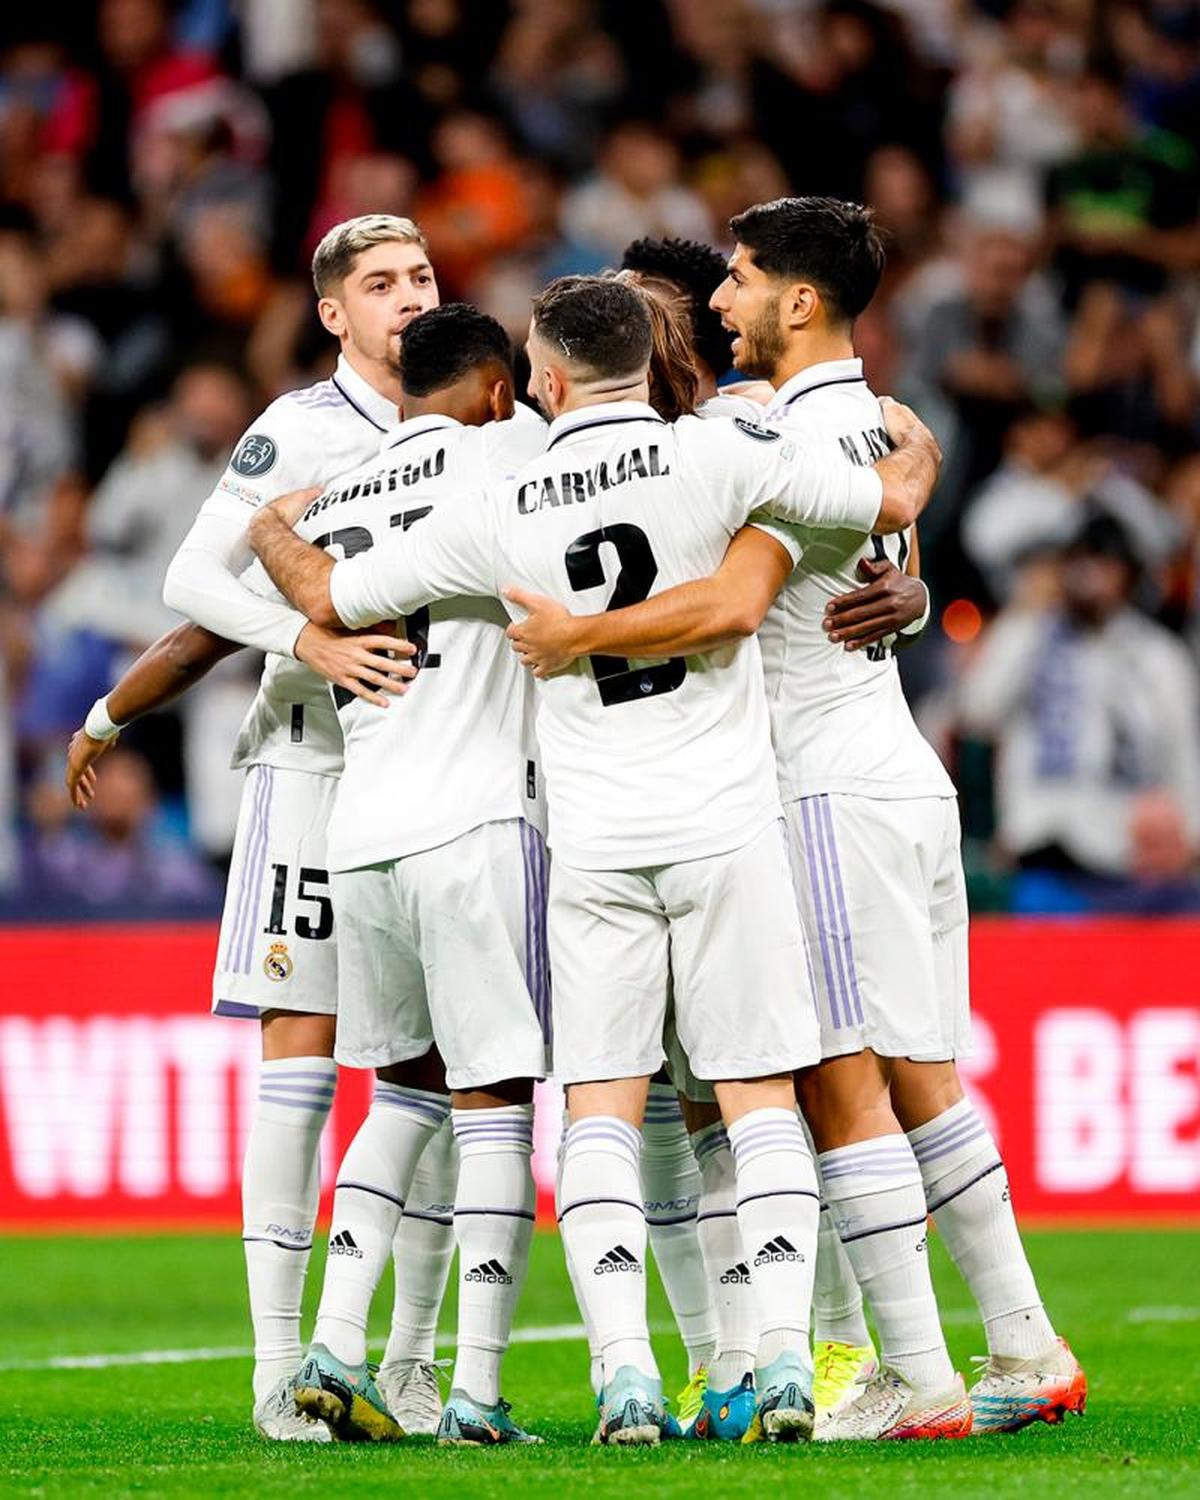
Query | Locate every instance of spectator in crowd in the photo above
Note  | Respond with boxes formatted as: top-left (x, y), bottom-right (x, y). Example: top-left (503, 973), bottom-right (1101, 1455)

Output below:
top-left (17, 364), bottom-right (251, 752)
top-left (560, 119), bottom-right (710, 262)
top-left (8, 746), bottom-right (221, 916)
top-left (900, 211), bottom-right (1067, 535)
top-left (0, 1), bottom-right (1195, 916)
top-left (958, 512), bottom-right (1200, 914)
top-left (1045, 55), bottom-right (1200, 309)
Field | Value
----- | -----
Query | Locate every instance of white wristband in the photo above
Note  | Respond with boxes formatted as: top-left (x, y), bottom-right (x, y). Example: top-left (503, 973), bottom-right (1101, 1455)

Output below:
top-left (84, 696), bottom-right (124, 742)
top-left (898, 580), bottom-right (931, 637)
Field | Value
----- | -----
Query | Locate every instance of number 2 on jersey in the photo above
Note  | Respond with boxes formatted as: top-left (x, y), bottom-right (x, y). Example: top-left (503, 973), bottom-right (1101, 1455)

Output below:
top-left (565, 523), bottom-right (686, 707)
top-left (313, 510), bottom-right (441, 709)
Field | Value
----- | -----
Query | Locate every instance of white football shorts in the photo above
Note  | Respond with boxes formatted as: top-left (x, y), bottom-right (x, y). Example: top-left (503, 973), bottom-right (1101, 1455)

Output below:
top-left (333, 818), bottom-right (550, 1089)
top-left (784, 792), bottom-right (971, 1062)
top-left (550, 819), bottom-right (821, 1086)
top-left (212, 764), bottom-right (339, 1019)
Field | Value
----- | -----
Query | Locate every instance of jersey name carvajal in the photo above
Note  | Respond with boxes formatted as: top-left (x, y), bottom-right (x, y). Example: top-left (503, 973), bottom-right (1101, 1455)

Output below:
top-left (753, 359), bottom-right (955, 802)
top-left (206, 358), bottom-right (399, 778)
top-left (299, 414), bottom-right (546, 873)
top-left (328, 400), bottom-right (884, 871)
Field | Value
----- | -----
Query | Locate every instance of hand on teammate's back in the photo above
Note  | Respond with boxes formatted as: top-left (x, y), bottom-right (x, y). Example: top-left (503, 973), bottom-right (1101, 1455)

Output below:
top-left (503, 587), bottom-right (579, 677)
top-left (879, 397), bottom-right (941, 468)
top-left (295, 623), bottom-right (419, 707)
top-left (824, 559), bottom-right (928, 650)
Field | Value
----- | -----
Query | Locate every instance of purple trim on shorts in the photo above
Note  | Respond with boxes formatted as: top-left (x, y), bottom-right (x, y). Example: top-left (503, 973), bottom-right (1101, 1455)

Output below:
top-left (227, 767), bottom-right (273, 976)
top-left (520, 821), bottom-right (552, 1044)
top-left (816, 795), bottom-right (865, 1026)
top-left (799, 798), bottom-right (844, 1029)
top-left (213, 999), bottom-right (261, 1019)
top-left (222, 768), bottom-right (268, 975)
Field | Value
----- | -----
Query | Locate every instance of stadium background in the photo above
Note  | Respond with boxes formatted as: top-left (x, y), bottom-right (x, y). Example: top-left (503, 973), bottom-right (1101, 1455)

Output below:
top-left (0, 0), bottom-right (1197, 1286)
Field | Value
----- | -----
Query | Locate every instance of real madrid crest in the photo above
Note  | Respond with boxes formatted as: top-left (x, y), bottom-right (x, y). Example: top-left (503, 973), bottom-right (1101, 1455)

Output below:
top-left (264, 941), bottom-right (294, 982)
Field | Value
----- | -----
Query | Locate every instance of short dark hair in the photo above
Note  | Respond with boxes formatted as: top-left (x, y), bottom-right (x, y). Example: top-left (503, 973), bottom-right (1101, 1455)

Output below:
top-left (620, 236), bottom-right (732, 378)
top-left (729, 197), bottom-right (886, 323)
top-left (399, 303), bottom-right (512, 397)
top-left (531, 275), bottom-right (652, 382)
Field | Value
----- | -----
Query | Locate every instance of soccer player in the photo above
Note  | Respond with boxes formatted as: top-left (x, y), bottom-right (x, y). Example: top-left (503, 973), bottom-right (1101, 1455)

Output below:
top-left (242, 304), bottom-right (547, 1446)
top-left (246, 274), bottom-right (941, 1444)
top-left (507, 198), bottom-right (1086, 1440)
top-left (65, 215), bottom-right (460, 1441)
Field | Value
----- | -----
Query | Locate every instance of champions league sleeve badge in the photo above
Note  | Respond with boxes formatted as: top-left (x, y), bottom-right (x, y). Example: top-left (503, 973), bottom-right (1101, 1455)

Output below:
top-left (232, 432), bottom-right (279, 478)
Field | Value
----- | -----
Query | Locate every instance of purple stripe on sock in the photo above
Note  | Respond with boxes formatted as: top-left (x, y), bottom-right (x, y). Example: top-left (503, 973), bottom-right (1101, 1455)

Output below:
top-left (912, 1125), bottom-right (990, 1164)
top-left (911, 1109), bottom-right (985, 1151)
top-left (818, 795), bottom-right (865, 1026)
top-left (258, 1091), bottom-right (335, 1112)
top-left (799, 797), bottom-right (844, 1030)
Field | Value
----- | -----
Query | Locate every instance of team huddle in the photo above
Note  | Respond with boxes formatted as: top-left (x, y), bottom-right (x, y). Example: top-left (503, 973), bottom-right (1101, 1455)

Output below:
top-left (67, 198), bottom-right (1087, 1449)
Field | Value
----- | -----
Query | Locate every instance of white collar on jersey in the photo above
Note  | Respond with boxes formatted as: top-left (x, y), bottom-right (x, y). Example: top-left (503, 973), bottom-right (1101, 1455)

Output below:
top-left (545, 399), bottom-right (666, 450)
top-left (332, 352), bottom-right (402, 433)
top-left (766, 357), bottom-right (866, 418)
top-left (379, 412), bottom-right (461, 453)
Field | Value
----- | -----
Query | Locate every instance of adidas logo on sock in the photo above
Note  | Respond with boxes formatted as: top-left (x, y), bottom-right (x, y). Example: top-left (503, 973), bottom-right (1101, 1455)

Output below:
top-left (720, 1261), bottom-right (751, 1285)
top-left (593, 1244), bottom-right (641, 1276)
top-left (329, 1229), bottom-right (363, 1259)
top-left (754, 1235), bottom-right (804, 1266)
top-left (464, 1258), bottom-right (513, 1285)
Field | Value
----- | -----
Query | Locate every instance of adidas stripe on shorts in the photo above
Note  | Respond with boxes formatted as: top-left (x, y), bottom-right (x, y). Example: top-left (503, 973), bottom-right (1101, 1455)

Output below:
top-left (784, 792), bottom-right (971, 1062)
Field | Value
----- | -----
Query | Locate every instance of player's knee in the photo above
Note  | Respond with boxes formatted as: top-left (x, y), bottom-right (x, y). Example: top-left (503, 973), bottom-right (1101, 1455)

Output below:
top-left (378, 1046), bottom-right (448, 1094)
top-left (260, 1009), bottom-right (336, 1060)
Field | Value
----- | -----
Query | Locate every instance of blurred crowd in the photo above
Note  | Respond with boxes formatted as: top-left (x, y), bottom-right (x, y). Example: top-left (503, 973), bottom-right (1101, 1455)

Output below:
top-left (0, 0), bottom-right (1197, 917)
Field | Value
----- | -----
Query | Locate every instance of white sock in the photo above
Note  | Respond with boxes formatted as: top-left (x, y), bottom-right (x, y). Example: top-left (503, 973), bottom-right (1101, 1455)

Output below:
top-left (641, 1086), bottom-right (717, 1372)
top-left (692, 1121), bottom-right (758, 1389)
top-left (313, 1083), bottom-right (449, 1366)
top-left (728, 1108), bottom-right (819, 1373)
top-left (558, 1116), bottom-right (657, 1385)
top-left (819, 1135), bottom-right (954, 1391)
top-left (450, 1105), bottom-right (536, 1406)
top-left (909, 1100), bottom-right (1055, 1359)
top-left (383, 1120), bottom-right (457, 1369)
top-left (813, 1200), bottom-right (872, 1346)
top-left (557, 1136), bottom-right (602, 1394)
top-left (242, 1056), bottom-right (336, 1402)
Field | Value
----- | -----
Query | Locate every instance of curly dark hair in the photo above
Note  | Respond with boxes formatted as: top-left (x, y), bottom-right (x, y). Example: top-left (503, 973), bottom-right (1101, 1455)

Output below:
top-left (620, 236), bottom-right (732, 380)
top-left (399, 302), bottom-right (512, 397)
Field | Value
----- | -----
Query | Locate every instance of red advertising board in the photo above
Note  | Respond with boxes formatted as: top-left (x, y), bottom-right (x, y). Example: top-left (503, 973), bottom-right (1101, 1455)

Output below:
top-left (0, 919), bottom-right (1196, 1228)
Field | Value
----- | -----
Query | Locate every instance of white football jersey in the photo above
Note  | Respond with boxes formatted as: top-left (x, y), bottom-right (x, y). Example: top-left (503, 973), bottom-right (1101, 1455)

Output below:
top-left (288, 412), bottom-right (546, 872)
top-left (329, 399), bottom-right (883, 870)
top-left (192, 354), bottom-right (401, 777)
top-left (753, 359), bottom-right (955, 803)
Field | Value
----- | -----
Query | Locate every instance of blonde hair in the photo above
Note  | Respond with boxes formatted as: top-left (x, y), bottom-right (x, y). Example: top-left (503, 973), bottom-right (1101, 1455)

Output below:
top-left (311, 214), bottom-right (428, 296)
top-left (613, 269), bottom-right (700, 421)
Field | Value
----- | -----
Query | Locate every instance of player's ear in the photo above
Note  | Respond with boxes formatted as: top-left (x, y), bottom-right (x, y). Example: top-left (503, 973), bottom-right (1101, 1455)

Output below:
top-left (786, 282), bottom-right (819, 331)
top-left (317, 295), bottom-right (345, 339)
top-left (489, 378), bottom-right (515, 423)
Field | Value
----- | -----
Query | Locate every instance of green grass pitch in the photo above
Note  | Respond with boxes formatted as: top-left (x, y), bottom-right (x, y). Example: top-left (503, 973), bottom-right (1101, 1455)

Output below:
top-left (2, 1227), bottom-right (1197, 1498)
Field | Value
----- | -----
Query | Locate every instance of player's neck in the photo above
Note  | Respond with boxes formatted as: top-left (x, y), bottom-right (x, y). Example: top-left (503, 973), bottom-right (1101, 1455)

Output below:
top-left (341, 343), bottom-right (405, 407)
top-left (556, 378), bottom-right (650, 415)
top-left (770, 331), bottom-right (856, 390)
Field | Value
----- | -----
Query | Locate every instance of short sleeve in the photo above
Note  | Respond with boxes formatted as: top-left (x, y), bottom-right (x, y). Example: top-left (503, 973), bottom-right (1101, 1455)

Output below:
top-left (747, 510), bottom-right (804, 566)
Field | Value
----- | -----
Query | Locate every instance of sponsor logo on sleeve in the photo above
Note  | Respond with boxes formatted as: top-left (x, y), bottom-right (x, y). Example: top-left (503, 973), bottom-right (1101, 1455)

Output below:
top-left (231, 432), bottom-right (279, 477)
top-left (216, 476), bottom-right (265, 506)
top-left (733, 416), bottom-right (781, 443)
